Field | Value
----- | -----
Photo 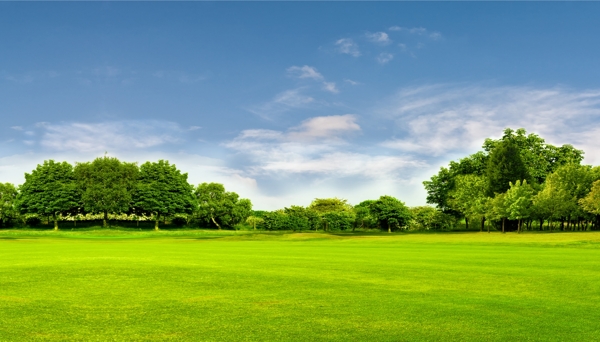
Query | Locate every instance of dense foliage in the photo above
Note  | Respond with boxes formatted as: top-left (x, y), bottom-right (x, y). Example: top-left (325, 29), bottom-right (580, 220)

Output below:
top-left (424, 128), bottom-right (600, 232)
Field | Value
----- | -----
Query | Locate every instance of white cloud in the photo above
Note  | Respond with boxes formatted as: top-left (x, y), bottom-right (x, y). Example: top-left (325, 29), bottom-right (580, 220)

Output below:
top-left (377, 53), bottom-right (394, 65)
top-left (286, 66), bottom-right (339, 94)
top-left (344, 79), bottom-right (360, 86)
top-left (322, 82), bottom-right (339, 94)
top-left (189, 126), bottom-right (202, 131)
top-left (366, 32), bottom-right (391, 45)
top-left (247, 89), bottom-right (315, 119)
top-left (11, 126), bottom-right (23, 131)
top-left (377, 84), bottom-right (600, 164)
top-left (335, 38), bottom-right (361, 57)
top-left (38, 120), bottom-right (183, 153)
top-left (388, 26), bottom-right (442, 40)
top-left (225, 114), bottom-right (424, 181)
top-left (287, 65), bottom-right (324, 81)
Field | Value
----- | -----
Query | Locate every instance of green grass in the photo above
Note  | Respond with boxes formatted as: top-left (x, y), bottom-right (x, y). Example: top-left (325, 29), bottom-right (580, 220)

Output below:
top-left (1, 229), bottom-right (600, 341)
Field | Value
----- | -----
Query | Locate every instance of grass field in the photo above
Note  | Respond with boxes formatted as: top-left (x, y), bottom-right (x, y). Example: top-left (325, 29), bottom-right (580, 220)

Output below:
top-left (1, 229), bottom-right (600, 341)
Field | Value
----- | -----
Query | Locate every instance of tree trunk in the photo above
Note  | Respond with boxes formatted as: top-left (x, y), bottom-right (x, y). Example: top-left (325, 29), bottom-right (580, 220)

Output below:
top-left (481, 217), bottom-right (485, 232)
top-left (517, 219), bottom-right (521, 234)
top-left (53, 214), bottom-right (58, 231)
top-left (103, 211), bottom-right (108, 228)
top-left (465, 217), bottom-right (469, 230)
top-left (388, 222), bottom-right (391, 233)
top-left (253, 221), bottom-right (256, 230)
top-left (502, 218), bottom-right (505, 233)
top-left (211, 215), bottom-right (221, 230)
top-left (155, 212), bottom-right (160, 231)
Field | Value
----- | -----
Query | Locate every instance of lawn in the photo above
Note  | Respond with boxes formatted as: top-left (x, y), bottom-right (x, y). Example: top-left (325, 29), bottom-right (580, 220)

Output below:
top-left (1, 229), bottom-right (599, 341)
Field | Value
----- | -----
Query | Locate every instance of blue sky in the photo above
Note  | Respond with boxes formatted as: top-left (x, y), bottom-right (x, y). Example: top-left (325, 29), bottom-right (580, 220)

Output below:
top-left (2, 2), bottom-right (600, 209)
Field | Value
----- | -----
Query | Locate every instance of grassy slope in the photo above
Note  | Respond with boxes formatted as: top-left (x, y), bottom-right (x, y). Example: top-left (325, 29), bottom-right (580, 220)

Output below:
top-left (1, 230), bottom-right (599, 341)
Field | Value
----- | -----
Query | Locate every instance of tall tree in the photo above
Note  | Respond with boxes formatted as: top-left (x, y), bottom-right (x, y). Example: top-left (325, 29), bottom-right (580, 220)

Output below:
top-left (16, 160), bottom-right (80, 230)
top-left (579, 180), bottom-right (600, 229)
top-left (486, 139), bottom-right (530, 196)
top-left (74, 156), bottom-right (139, 228)
top-left (369, 195), bottom-right (412, 233)
top-left (132, 160), bottom-right (195, 230)
top-left (194, 183), bottom-right (252, 229)
top-left (0, 183), bottom-right (18, 228)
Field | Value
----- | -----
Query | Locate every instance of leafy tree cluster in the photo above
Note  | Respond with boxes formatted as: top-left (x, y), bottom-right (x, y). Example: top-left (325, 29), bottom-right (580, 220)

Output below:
top-left (11, 157), bottom-right (252, 230)
top-left (424, 128), bottom-right (600, 232)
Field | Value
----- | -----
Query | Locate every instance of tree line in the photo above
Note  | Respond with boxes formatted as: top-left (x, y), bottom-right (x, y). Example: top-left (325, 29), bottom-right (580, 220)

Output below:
top-left (424, 128), bottom-right (600, 232)
top-left (1, 128), bottom-right (599, 233)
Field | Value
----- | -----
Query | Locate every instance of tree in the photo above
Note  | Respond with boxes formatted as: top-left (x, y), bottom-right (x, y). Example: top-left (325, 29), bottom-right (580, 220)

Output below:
top-left (132, 160), bottom-right (195, 230)
top-left (354, 200), bottom-right (377, 230)
top-left (308, 198), bottom-right (355, 231)
top-left (369, 196), bottom-right (412, 233)
top-left (409, 206), bottom-right (454, 230)
top-left (486, 139), bottom-right (530, 196)
top-left (246, 216), bottom-right (264, 230)
top-left (0, 183), bottom-right (18, 228)
top-left (580, 180), bottom-right (600, 229)
top-left (504, 180), bottom-right (534, 233)
top-left (16, 160), bottom-right (79, 230)
top-left (448, 174), bottom-right (488, 230)
top-left (74, 156), bottom-right (139, 228)
top-left (488, 193), bottom-right (508, 233)
top-left (194, 183), bottom-right (252, 229)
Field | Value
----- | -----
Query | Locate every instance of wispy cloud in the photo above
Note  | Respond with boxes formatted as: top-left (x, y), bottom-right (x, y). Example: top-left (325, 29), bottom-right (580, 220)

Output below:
top-left (225, 115), bottom-right (424, 179)
top-left (388, 26), bottom-right (442, 40)
top-left (377, 84), bottom-right (600, 163)
top-left (287, 65), bottom-right (339, 94)
top-left (366, 32), bottom-right (392, 45)
top-left (36, 120), bottom-right (184, 153)
top-left (377, 53), bottom-right (394, 65)
top-left (247, 88), bottom-right (315, 119)
top-left (287, 65), bottom-right (324, 81)
top-left (335, 38), bottom-right (361, 57)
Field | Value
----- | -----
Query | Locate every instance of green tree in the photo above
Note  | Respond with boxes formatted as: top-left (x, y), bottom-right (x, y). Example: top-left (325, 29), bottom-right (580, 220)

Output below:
top-left (448, 174), bottom-right (488, 230)
top-left (194, 183), bottom-right (252, 229)
top-left (354, 200), bottom-right (377, 230)
top-left (246, 216), bottom-right (265, 230)
top-left (74, 156), bottom-right (139, 228)
top-left (486, 139), bottom-right (530, 196)
top-left (16, 160), bottom-right (79, 230)
top-left (487, 193), bottom-right (508, 233)
top-left (132, 160), bottom-right (195, 230)
top-left (0, 183), bottom-right (18, 228)
top-left (409, 206), bottom-right (454, 231)
top-left (369, 195), bottom-right (412, 233)
top-left (580, 180), bottom-right (600, 229)
top-left (504, 180), bottom-right (534, 233)
top-left (308, 198), bottom-right (355, 231)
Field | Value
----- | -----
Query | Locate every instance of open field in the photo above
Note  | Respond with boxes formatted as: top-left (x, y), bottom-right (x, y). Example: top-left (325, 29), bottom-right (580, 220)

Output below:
top-left (1, 229), bottom-right (600, 341)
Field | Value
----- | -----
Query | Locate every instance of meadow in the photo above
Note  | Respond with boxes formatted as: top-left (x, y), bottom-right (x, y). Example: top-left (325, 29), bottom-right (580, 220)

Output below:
top-left (1, 229), bottom-right (599, 341)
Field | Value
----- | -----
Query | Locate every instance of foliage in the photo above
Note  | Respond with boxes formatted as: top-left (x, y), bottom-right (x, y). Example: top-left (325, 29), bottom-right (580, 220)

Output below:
top-left (354, 200), bottom-right (378, 230)
top-left (0, 183), bottom-right (18, 227)
top-left (448, 174), bottom-right (488, 228)
top-left (369, 195), bottom-right (412, 232)
top-left (408, 206), bottom-right (455, 230)
top-left (579, 180), bottom-right (600, 216)
top-left (245, 216), bottom-right (265, 230)
top-left (486, 139), bottom-right (530, 196)
top-left (132, 160), bottom-right (195, 230)
top-left (309, 198), bottom-right (355, 231)
top-left (194, 183), bottom-right (252, 229)
top-left (504, 180), bottom-right (535, 231)
top-left (16, 160), bottom-right (80, 230)
top-left (74, 156), bottom-right (139, 227)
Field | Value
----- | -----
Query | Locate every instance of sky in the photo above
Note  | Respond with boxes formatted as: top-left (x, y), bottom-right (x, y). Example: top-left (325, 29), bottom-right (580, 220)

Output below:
top-left (1, 2), bottom-right (600, 210)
